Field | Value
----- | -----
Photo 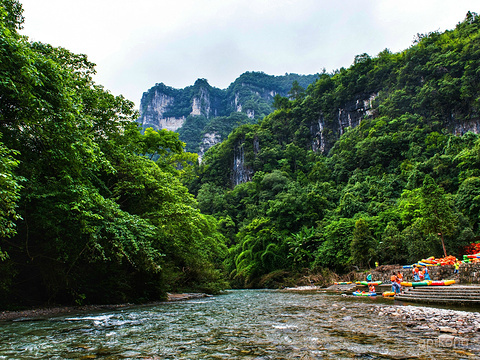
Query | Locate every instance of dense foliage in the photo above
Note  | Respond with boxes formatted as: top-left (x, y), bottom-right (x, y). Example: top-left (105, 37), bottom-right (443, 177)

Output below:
top-left (0, 0), bottom-right (227, 308)
top-left (195, 12), bottom-right (480, 287)
top-left (2, 0), bottom-right (480, 306)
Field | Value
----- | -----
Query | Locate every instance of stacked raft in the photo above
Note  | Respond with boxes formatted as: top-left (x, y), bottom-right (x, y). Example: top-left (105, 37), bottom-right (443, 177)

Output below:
top-left (381, 280), bottom-right (455, 299)
top-left (403, 255), bottom-right (458, 268)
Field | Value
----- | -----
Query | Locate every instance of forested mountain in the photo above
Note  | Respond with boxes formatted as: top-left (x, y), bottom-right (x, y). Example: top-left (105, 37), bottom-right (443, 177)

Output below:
top-left (193, 12), bottom-right (480, 287)
top-left (0, 0), bottom-right (227, 308)
top-left (138, 73), bottom-right (318, 155)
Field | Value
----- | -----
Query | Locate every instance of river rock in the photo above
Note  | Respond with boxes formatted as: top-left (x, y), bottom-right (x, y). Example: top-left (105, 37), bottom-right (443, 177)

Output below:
top-left (414, 325), bottom-right (430, 331)
top-left (438, 334), bottom-right (457, 347)
top-left (439, 326), bottom-right (458, 334)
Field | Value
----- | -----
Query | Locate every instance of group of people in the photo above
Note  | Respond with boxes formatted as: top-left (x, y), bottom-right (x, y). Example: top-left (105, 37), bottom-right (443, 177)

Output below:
top-left (412, 265), bottom-right (430, 281)
top-left (365, 263), bottom-right (460, 295)
top-left (389, 266), bottom-right (432, 293)
top-left (366, 271), bottom-right (404, 294)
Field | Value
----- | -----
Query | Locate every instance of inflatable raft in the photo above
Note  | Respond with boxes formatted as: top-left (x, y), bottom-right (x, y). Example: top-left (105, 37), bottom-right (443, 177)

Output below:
top-left (400, 280), bottom-right (455, 287)
top-left (356, 281), bottom-right (383, 286)
top-left (334, 281), bottom-right (352, 285)
top-left (428, 280), bottom-right (455, 286)
top-left (382, 291), bottom-right (396, 298)
top-left (401, 281), bottom-right (429, 287)
top-left (353, 291), bottom-right (377, 297)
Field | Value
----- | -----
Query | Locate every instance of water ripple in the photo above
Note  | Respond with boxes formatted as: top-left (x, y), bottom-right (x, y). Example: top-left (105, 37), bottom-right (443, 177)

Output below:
top-left (0, 290), bottom-right (479, 359)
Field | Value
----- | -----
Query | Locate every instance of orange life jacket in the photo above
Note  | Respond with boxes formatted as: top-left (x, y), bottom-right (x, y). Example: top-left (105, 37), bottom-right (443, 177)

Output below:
top-left (390, 275), bottom-right (397, 282)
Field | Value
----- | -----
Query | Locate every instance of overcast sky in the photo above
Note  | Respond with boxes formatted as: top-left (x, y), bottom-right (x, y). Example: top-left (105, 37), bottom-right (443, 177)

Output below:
top-left (19, 0), bottom-right (479, 108)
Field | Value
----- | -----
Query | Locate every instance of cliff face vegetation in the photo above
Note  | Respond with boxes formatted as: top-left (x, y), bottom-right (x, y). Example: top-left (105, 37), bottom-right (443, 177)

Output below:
top-left (193, 12), bottom-right (480, 287)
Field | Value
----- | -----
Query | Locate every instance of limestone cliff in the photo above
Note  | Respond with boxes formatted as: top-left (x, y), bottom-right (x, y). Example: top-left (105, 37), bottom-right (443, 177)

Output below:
top-left (137, 72), bottom-right (319, 153)
top-left (138, 84), bottom-right (184, 132)
top-left (310, 93), bottom-right (378, 153)
top-left (232, 140), bottom-right (253, 186)
top-left (198, 132), bottom-right (222, 162)
top-left (138, 79), bottom-right (223, 133)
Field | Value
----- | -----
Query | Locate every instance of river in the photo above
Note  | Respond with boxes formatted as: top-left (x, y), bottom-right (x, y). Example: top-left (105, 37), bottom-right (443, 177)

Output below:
top-left (0, 289), bottom-right (479, 359)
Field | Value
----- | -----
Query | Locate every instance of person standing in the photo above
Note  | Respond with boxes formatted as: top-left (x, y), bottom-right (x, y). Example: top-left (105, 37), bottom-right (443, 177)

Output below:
top-left (366, 273), bottom-right (372, 283)
top-left (396, 271), bottom-right (403, 293)
top-left (419, 267), bottom-right (425, 281)
top-left (413, 267), bottom-right (420, 281)
top-left (391, 272), bottom-right (399, 294)
top-left (424, 266), bottom-right (431, 280)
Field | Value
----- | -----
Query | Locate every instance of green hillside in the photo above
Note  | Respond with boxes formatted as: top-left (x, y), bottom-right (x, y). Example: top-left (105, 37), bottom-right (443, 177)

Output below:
top-left (193, 12), bottom-right (480, 287)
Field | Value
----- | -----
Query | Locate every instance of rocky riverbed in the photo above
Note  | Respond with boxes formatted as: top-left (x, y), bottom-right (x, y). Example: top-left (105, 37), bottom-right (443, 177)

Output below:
top-left (1, 290), bottom-right (479, 359)
top-left (375, 304), bottom-right (480, 353)
top-left (376, 304), bottom-right (480, 333)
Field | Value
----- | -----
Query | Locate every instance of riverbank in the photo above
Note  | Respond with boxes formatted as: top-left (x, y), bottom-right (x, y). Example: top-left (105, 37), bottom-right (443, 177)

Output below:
top-left (0, 293), bottom-right (211, 321)
top-left (0, 304), bottom-right (132, 322)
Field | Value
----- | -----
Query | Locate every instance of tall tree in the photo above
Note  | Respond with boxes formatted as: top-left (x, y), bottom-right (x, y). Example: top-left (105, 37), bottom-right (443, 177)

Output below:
top-left (419, 175), bottom-right (456, 257)
top-left (350, 218), bottom-right (376, 268)
top-left (0, 138), bottom-right (22, 247)
top-left (401, 175), bottom-right (457, 257)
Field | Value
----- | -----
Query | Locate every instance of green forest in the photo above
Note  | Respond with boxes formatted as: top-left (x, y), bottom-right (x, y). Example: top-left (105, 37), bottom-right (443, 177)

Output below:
top-left (192, 11), bottom-right (480, 287)
top-left (1, 0), bottom-right (480, 308)
top-left (0, 0), bottom-right (227, 308)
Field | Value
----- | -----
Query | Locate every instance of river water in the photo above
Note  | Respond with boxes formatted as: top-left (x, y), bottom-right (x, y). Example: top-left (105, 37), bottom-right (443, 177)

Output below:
top-left (1, 289), bottom-right (479, 359)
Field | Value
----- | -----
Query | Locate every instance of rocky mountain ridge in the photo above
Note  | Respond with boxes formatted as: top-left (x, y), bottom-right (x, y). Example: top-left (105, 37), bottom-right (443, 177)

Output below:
top-left (137, 72), bottom-right (319, 155)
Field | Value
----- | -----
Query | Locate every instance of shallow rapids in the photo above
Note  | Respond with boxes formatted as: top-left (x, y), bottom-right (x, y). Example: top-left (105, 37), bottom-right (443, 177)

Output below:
top-left (1, 289), bottom-right (479, 359)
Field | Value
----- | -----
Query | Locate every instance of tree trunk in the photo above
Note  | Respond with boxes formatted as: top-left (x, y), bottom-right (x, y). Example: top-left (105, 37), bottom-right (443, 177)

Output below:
top-left (438, 232), bottom-right (447, 257)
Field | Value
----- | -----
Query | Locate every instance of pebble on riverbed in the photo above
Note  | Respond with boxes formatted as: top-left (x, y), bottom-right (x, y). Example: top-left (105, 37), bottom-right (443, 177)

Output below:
top-left (375, 305), bottom-right (480, 334)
